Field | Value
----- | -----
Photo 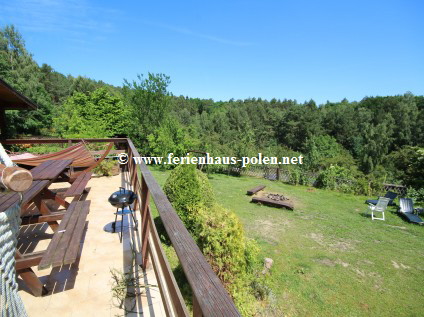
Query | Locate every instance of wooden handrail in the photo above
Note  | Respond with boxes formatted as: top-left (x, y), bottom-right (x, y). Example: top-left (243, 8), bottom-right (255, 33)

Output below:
top-left (2, 138), bottom-right (128, 144)
top-left (7, 138), bottom-right (242, 316)
top-left (126, 138), bottom-right (241, 317)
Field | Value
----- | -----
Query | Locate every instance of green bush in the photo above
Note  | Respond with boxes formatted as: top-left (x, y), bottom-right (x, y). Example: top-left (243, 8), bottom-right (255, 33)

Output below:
top-left (286, 167), bottom-right (312, 186)
top-left (163, 163), bottom-right (215, 231)
top-left (163, 164), bottom-right (262, 315)
top-left (315, 165), bottom-right (383, 196)
top-left (316, 165), bottom-right (357, 193)
top-left (407, 187), bottom-right (424, 204)
top-left (93, 159), bottom-right (117, 176)
top-left (288, 167), bottom-right (302, 185)
top-left (26, 144), bottom-right (64, 154)
top-left (382, 146), bottom-right (424, 189)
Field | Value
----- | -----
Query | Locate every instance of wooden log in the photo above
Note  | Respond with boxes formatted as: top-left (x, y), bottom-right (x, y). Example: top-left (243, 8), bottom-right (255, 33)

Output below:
top-left (0, 163), bottom-right (33, 192)
top-left (251, 196), bottom-right (294, 210)
top-left (246, 185), bottom-right (266, 195)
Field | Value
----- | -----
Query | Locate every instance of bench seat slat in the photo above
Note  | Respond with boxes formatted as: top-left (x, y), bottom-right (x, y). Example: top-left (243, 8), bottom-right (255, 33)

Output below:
top-left (63, 201), bottom-right (90, 265)
top-left (50, 202), bottom-right (83, 267)
top-left (38, 201), bottom-right (88, 270)
top-left (64, 172), bottom-right (92, 197)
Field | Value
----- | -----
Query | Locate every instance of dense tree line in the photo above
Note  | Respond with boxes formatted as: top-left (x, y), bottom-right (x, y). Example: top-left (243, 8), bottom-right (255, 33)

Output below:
top-left (165, 94), bottom-right (423, 190)
top-left (0, 25), bottom-right (121, 137)
top-left (1, 25), bottom-right (423, 192)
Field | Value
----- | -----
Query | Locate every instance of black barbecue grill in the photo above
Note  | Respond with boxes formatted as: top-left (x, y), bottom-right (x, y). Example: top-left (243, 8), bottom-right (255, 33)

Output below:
top-left (108, 187), bottom-right (138, 242)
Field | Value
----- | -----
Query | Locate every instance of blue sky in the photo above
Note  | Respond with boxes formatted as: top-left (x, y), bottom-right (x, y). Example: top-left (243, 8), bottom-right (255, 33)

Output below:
top-left (0, 0), bottom-right (423, 104)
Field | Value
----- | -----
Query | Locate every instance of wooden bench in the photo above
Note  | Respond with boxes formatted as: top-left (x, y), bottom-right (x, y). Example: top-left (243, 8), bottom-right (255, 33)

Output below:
top-left (246, 185), bottom-right (266, 195)
top-left (15, 200), bottom-right (90, 296)
top-left (63, 172), bottom-right (92, 197)
top-left (38, 200), bottom-right (90, 270)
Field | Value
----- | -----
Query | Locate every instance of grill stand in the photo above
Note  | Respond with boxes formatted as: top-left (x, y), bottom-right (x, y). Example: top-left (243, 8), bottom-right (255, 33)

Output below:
top-left (112, 205), bottom-right (138, 243)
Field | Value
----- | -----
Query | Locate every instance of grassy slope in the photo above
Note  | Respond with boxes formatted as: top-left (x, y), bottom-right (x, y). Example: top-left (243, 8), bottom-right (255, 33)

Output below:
top-left (149, 167), bottom-right (424, 317)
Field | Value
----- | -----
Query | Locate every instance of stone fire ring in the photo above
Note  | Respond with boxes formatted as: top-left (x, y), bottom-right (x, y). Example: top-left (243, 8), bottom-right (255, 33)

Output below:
top-left (251, 192), bottom-right (294, 210)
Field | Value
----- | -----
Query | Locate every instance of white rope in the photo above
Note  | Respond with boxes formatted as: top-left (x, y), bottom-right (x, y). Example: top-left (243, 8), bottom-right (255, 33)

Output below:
top-left (0, 143), bottom-right (28, 317)
top-left (0, 144), bottom-right (13, 167)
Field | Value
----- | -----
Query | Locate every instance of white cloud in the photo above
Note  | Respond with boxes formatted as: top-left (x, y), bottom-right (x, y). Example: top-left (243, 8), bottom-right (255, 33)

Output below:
top-left (0, 1), bottom-right (254, 48)
top-left (144, 21), bottom-right (254, 47)
top-left (0, 0), bottom-right (121, 35)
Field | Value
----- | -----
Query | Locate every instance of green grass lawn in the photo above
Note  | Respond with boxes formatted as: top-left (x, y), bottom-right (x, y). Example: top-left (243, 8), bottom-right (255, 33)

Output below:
top-left (149, 167), bottom-right (424, 317)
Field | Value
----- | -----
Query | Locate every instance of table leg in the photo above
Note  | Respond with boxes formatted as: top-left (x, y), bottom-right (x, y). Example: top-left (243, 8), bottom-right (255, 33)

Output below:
top-left (33, 196), bottom-right (59, 231)
top-left (15, 251), bottom-right (48, 297)
top-left (17, 268), bottom-right (48, 296)
top-left (58, 172), bottom-right (71, 183)
top-left (42, 189), bottom-right (70, 208)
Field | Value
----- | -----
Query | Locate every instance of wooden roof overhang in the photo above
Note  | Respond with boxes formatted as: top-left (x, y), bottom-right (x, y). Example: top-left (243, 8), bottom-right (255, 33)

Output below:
top-left (0, 78), bottom-right (38, 110)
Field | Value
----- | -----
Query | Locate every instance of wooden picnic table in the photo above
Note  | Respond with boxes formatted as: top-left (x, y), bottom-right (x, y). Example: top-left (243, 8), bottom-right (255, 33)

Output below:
top-left (14, 160), bottom-right (73, 226)
top-left (0, 160), bottom-right (72, 214)
top-left (30, 159), bottom-right (93, 198)
top-left (0, 159), bottom-right (92, 296)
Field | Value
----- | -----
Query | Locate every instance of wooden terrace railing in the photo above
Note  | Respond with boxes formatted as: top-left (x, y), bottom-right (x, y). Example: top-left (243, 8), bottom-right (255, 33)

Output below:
top-left (3, 138), bottom-right (241, 317)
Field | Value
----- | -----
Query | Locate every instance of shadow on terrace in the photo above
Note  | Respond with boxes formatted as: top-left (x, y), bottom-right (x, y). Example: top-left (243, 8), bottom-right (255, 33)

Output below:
top-left (3, 138), bottom-right (241, 317)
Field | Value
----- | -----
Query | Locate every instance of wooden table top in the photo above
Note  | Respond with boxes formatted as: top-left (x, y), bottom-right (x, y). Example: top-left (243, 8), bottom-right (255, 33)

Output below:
top-left (1, 159), bottom-right (72, 213)
top-left (0, 180), bottom-right (50, 213)
top-left (30, 159), bottom-right (73, 180)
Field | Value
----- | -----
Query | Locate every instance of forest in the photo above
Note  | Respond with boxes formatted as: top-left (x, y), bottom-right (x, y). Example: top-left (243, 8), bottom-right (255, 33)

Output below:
top-left (1, 25), bottom-right (423, 198)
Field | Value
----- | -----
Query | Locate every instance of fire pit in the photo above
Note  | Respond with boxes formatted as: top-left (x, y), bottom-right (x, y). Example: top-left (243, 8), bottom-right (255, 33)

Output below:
top-left (251, 192), bottom-right (294, 210)
top-left (266, 193), bottom-right (289, 201)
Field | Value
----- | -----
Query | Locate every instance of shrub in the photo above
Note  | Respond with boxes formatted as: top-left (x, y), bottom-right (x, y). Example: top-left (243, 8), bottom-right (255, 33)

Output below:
top-left (285, 167), bottom-right (313, 186)
top-left (26, 144), bottom-right (64, 154)
top-left (93, 159), bottom-right (117, 176)
top-left (407, 187), bottom-right (424, 205)
top-left (287, 167), bottom-right (302, 185)
top-left (163, 164), bottom-right (214, 231)
top-left (163, 164), bottom-right (262, 315)
top-left (383, 146), bottom-right (424, 189)
top-left (315, 165), bottom-right (384, 196)
top-left (316, 165), bottom-right (357, 193)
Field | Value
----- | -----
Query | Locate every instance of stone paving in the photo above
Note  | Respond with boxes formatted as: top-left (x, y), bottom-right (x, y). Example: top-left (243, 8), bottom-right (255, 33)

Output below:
top-left (18, 173), bottom-right (165, 317)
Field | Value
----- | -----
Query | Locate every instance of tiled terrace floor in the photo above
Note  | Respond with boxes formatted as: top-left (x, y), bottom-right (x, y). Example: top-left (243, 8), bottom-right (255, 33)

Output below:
top-left (18, 173), bottom-right (166, 317)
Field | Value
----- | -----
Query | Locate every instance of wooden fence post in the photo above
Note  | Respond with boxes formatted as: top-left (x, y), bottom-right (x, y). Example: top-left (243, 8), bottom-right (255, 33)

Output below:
top-left (193, 294), bottom-right (203, 317)
top-left (141, 177), bottom-right (150, 270)
top-left (68, 139), bottom-right (74, 173)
